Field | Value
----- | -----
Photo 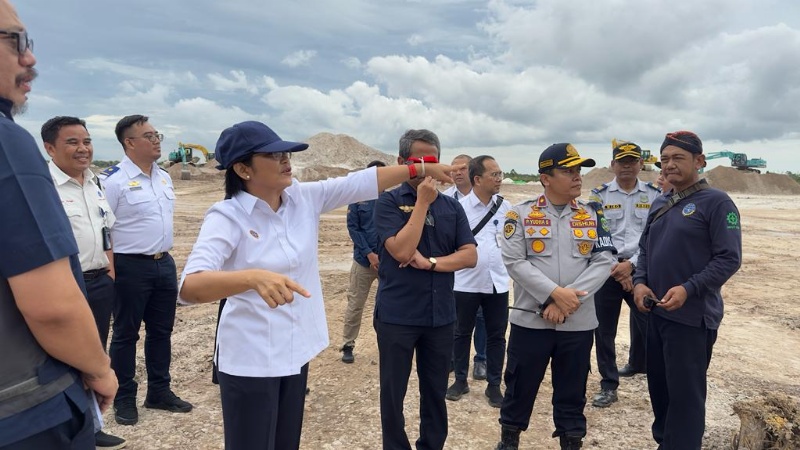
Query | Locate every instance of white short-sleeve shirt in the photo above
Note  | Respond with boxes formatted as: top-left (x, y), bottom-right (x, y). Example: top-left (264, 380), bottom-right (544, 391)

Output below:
top-left (99, 156), bottom-right (175, 255)
top-left (49, 162), bottom-right (116, 272)
top-left (180, 168), bottom-right (378, 377)
top-left (454, 192), bottom-right (511, 294)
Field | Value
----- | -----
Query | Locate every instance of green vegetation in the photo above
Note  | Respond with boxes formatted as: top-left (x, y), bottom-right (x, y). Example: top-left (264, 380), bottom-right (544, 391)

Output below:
top-left (787, 172), bottom-right (800, 184)
top-left (506, 169), bottom-right (540, 183)
top-left (93, 160), bottom-right (119, 168)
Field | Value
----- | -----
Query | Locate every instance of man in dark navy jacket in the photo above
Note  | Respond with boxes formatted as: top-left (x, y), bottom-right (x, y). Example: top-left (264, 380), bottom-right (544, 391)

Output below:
top-left (0, 2), bottom-right (117, 447)
top-left (633, 130), bottom-right (742, 450)
top-left (374, 129), bottom-right (477, 450)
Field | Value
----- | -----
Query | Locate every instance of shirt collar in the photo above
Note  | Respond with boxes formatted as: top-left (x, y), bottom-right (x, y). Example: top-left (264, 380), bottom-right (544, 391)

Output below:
top-left (233, 183), bottom-right (295, 215)
top-left (119, 155), bottom-right (159, 179)
top-left (466, 191), bottom-right (495, 208)
top-left (48, 160), bottom-right (95, 187)
top-left (0, 98), bottom-right (13, 119)
top-left (609, 178), bottom-right (646, 193)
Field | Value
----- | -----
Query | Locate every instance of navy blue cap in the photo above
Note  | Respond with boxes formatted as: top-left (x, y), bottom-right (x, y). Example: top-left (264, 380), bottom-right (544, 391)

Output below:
top-left (538, 143), bottom-right (596, 174)
top-left (214, 121), bottom-right (309, 170)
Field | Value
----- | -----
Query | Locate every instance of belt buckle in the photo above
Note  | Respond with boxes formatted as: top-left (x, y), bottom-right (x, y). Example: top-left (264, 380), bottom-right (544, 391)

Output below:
top-left (153, 252), bottom-right (164, 260)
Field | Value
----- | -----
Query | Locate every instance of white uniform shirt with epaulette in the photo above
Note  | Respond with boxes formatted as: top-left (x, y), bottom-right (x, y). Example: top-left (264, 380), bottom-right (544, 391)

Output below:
top-left (179, 168), bottom-right (378, 377)
top-left (48, 161), bottom-right (116, 272)
top-left (499, 194), bottom-right (616, 331)
top-left (454, 192), bottom-right (511, 294)
top-left (588, 179), bottom-right (661, 266)
top-left (98, 156), bottom-right (174, 255)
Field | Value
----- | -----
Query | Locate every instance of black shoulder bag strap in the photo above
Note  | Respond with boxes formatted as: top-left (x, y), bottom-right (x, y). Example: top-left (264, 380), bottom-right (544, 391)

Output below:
top-left (472, 195), bottom-right (504, 236)
top-left (651, 179), bottom-right (710, 225)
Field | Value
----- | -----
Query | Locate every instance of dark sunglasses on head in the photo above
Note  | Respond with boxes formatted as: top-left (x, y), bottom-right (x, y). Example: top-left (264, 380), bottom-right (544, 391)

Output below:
top-left (0, 30), bottom-right (33, 55)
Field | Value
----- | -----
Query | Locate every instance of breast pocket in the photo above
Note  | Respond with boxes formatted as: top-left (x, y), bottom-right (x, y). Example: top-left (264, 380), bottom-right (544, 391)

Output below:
top-left (526, 232), bottom-right (553, 257)
top-left (122, 188), bottom-right (156, 214)
top-left (604, 208), bottom-right (623, 230)
top-left (431, 212), bottom-right (457, 250)
top-left (64, 206), bottom-right (84, 237)
top-left (161, 186), bottom-right (176, 213)
top-left (572, 236), bottom-right (597, 259)
top-left (634, 207), bottom-right (650, 227)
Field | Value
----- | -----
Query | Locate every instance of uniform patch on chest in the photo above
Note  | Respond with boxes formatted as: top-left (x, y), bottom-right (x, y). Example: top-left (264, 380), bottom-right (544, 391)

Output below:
top-left (531, 239), bottom-right (545, 253)
top-left (682, 203), bottom-right (696, 216)
top-left (578, 241), bottom-right (592, 255)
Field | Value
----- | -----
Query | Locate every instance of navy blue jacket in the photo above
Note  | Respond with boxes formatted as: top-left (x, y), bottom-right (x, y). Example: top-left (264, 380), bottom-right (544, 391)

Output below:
top-left (374, 183), bottom-right (476, 327)
top-left (347, 199), bottom-right (379, 268)
top-left (0, 98), bottom-right (88, 445)
top-left (634, 187), bottom-right (742, 329)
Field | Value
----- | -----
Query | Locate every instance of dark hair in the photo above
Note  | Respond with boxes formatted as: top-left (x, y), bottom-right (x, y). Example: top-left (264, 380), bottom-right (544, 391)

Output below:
top-left (224, 155), bottom-right (254, 199)
top-left (367, 160), bottom-right (386, 168)
top-left (41, 116), bottom-right (87, 145)
top-left (398, 129), bottom-right (440, 161)
top-left (468, 155), bottom-right (495, 186)
top-left (115, 114), bottom-right (149, 146)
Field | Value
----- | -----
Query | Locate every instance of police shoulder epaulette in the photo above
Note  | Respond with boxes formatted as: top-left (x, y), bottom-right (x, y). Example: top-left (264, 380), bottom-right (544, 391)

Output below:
top-left (591, 183), bottom-right (608, 194)
top-left (646, 181), bottom-right (660, 191)
top-left (99, 165), bottom-right (119, 178)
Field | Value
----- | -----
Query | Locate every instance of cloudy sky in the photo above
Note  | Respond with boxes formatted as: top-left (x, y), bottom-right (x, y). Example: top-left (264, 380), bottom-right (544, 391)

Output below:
top-left (15, 0), bottom-right (800, 173)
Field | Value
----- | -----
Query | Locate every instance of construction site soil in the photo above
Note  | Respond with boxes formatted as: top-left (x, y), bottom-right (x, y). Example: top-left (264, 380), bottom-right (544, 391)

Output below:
top-left (103, 136), bottom-right (799, 449)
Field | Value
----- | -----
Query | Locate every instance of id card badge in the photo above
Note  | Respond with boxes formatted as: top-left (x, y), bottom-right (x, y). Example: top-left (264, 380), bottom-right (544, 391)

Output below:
top-left (102, 226), bottom-right (112, 251)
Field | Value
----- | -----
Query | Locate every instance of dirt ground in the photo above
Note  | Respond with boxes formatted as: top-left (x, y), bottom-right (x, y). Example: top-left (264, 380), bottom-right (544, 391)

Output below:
top-left (102, 181), bottom-right (800, 450)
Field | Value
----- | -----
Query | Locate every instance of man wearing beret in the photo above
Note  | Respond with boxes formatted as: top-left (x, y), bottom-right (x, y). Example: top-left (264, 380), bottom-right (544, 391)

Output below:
top-left (633, 131), bottom-right (742, 449)
top-left (495, 144), bottom-right (616, 450)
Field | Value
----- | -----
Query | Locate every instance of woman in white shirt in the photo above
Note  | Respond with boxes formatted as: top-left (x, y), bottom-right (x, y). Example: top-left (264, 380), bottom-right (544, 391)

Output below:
top-left (179, 121), bottom-right (457, 450)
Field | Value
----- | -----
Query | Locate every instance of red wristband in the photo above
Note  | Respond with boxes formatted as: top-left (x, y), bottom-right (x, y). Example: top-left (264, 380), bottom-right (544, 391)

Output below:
top-left (407, 163), bottom-right (418, 179)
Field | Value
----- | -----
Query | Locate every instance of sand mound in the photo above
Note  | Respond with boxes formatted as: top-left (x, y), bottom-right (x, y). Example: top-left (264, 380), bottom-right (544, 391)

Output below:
top-left (704, 166), bottom-right (800, 195)
top-left (581, 166), bottom-right (800, 195)
top-left (294, 166), bottom-right (352, 182)
top-left (165, 162), bottom-right (222, 181)
top-left (296, 133), bottom-right (395, 171)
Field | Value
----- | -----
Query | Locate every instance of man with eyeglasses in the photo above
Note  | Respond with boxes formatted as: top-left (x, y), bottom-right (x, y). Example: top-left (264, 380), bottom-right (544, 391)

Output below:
top-left (0, 1), bottom-right (118, 448)
top-left (42, 116), bottom-right (128, 449)
top-left (496, 144), bottom-right (615, 450)
top-left (447, 155), bottom-right (511, 408)
top-left (99, 115), bottom-right (193, 426)
top-left (587, 141), bottom-right (661, 409)
top-left (633, 131), bottom-right (741, 449)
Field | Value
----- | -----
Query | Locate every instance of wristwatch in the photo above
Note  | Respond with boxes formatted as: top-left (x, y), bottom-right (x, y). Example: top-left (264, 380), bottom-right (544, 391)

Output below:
top-left (428, 257), bottom-right (437, 271)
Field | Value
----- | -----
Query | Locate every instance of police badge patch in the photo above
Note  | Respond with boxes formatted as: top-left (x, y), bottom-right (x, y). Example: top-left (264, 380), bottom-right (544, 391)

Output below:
top-left (504, 221), bottom-right (516, 239)
top-left (682, 203), bottom-right (696, 216)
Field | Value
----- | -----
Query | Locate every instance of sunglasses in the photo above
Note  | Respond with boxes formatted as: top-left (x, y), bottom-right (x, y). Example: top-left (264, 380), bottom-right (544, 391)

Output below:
top-left (0, 30), bottom-right (34, 55)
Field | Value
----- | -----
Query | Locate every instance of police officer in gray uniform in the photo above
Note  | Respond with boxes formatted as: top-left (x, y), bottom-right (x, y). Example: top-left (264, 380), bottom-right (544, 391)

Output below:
top-left (495, 143), bottom-right (616, 450)
top-left (588, 141), bottom-right (661, 408)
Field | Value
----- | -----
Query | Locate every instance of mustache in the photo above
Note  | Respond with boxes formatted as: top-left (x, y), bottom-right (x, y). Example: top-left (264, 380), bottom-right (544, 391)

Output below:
top-left (16, 68), bottom-right (38, 86)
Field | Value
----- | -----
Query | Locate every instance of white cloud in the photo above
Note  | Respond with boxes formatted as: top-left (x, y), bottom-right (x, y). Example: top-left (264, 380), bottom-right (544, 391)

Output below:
top-left (207, 70), bottom-right (260, 94)
top-left (281, 50), bottom-right (318, 68)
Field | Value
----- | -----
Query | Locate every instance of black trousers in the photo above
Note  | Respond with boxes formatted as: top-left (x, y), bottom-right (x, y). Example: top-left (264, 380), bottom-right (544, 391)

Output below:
top-left (83, 271), bottom-right (115, 349)
top-left (109, 253), bottom-right (178, 401)
top-left (218, 364), bottom-right (309, 450)
top-left (0, 394), bottom-right (94, 450)
top-left (375, 319), bottom-right (453, 450)
top-left (499, 325), bottom-right (593, 438)
top-left (453, 290), bottom-right (508, 386)
top-left (594, 277), bottom-right (648, 390)
top-left (647, 313), bottom-right (717, 450)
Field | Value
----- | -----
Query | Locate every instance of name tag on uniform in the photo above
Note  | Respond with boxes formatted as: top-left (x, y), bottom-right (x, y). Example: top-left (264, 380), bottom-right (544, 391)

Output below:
top-left (635, 203), bottom-right (650, 208)
top-left (604, 204), bottom-right (622, 209)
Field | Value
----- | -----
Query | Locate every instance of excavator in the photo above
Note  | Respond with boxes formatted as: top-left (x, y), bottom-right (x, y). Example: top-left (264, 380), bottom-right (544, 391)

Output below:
top-left (703, 151), bottom-right (767, 173)
top-left (167, 143), bottom-right (215, 180)
top-left (611, 139), bottom-right (659, 170)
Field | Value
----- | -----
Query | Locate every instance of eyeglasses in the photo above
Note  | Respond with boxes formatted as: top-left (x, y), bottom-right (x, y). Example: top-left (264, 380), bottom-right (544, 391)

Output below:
top-left (0, 30), bottom-right (34, 55)
top-left (486, 171), bottom-right (504, 181)
top-left (263, 151), bottom-right (292, 161)
top-left (130, 133), bottom-right (164, 144)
